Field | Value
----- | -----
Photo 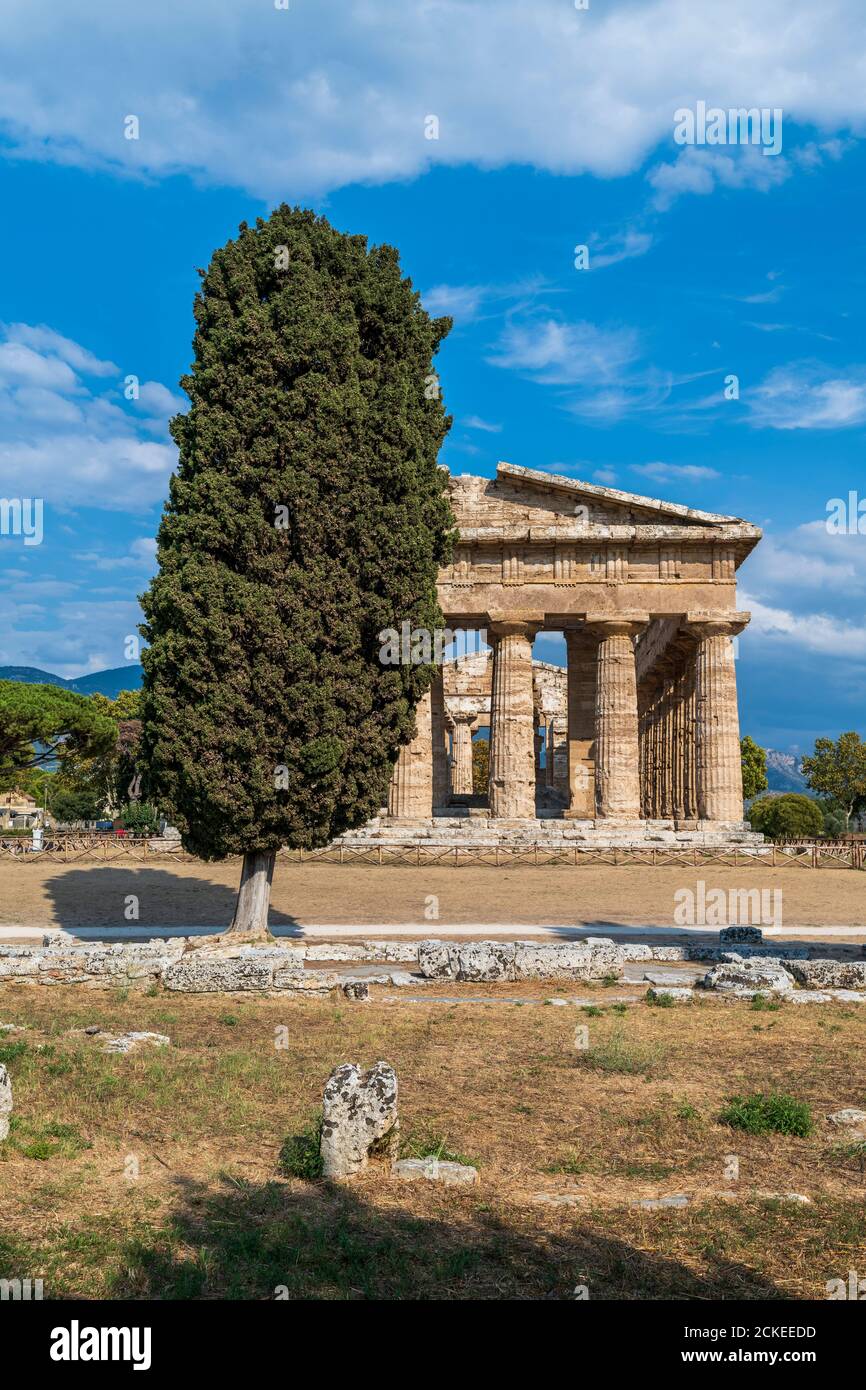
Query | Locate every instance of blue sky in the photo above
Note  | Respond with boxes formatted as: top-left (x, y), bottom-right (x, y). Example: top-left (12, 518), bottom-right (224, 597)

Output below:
top-left (0, 0), bottom-right (864, 753)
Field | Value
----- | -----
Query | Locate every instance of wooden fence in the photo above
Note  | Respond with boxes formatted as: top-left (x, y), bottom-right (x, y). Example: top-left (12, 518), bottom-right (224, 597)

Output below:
top-left (1, 834), bottom-right (863, 869)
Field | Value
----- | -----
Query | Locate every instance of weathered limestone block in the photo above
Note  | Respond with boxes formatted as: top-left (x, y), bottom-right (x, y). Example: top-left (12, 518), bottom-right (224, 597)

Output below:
top-left (0, 1063), bottom-right (11, 1141)
top-left (719, 926), bottom-right (762, 946)
top-left (393, 1158), bottom-right (478, 1186)
top-left (103, 1031), bottom-right (170, 1054)
top-left (828, 1109), bottom-right (866, 1137)
top-left (162, 956), bottom-right (275, 992)
top-left (620, 945), bottom-right (690, 962)
top-left (786, 960), bottom-right (866, 990)
top-left (343, 981), bottom-right (370, 1001)
top-left (416, 941), bottom-right (454, 979)
top-left (513, 941), bottom-right (624, 981)
top-left (451, 941), bottom-right (515, 981)
top-left (273, 966), bottom-right (338, 992)
top-left (647, 986), bottom-right (694, 1003)
top-left (702, 960), bottom-right (793, 994)
top-left (320, 1061), bottom-right (399, 1179)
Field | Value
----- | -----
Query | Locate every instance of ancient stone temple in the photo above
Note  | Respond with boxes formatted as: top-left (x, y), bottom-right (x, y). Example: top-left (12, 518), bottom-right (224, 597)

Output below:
top-left (363, 462), bottom-right (763, 847)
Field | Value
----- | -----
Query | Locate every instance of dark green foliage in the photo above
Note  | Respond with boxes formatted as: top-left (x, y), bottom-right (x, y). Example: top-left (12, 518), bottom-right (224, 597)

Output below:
top-left (747, 793), bottom-right (823, 840)
top-left (0, 681), bottom-right (115, 789)
top-left (278, 1116), bottom-right (324, 1181)
top-left (718, 1092), bottom-right (813, 1137)
top-left (471, 735), bottom-right (489, 795)
top-left (49, 787), bottom-right (105, 824)
top-left (140, 207), bottom-right (454, 858)
top-left (119, 802), bottom-right (159, 834)
top-left (740, 734), bottom-right (768, 800)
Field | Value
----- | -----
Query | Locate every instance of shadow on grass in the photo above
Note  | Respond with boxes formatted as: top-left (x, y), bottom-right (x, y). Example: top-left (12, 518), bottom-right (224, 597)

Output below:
top-left (43, 867), bottom-right (301, 934)
top-left (100, 1171), bottom-right (792, 1302)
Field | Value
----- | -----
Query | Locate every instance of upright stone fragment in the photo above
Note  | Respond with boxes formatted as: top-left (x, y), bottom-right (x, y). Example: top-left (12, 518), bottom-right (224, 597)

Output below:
top-left (320, 1061), bottom-right (399, 1179)
top-left (0, 1063), bottom-right (11, 1141)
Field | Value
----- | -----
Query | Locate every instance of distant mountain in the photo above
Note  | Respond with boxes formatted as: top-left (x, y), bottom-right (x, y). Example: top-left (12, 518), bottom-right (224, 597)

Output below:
top-left (765, 749), bottom-right (810, 794)
top-left (0, 664), bottom-right (143, 699)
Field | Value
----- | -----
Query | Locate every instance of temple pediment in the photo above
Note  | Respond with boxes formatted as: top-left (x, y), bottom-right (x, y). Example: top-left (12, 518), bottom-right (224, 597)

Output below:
top-left (448, 463), bottom-right (761, 549)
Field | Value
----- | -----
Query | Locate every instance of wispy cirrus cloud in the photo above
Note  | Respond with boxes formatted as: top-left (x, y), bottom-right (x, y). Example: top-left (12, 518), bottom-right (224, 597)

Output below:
top-left (747, 362), bottom-right (866, 429)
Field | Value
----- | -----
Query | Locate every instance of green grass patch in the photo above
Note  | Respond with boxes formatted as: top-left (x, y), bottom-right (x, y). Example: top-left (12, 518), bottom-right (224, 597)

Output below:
top-left (277, 1115), bottom-right (323, 1181)
top-left (579, 1024), bottom-right (666, 1078)
top-left (718, 1092), bottom-right (813, 1138)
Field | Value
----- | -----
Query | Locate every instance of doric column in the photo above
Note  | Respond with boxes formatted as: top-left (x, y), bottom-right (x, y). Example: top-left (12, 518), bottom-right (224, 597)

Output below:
top-left (591, 619), bottom-right (646, 820)
top-left (430, 667), bottom-right (450, 811)
top-left (682, 660), bottom-right (697, 821)
top-left (671, 668), bottom-right (686, 822)
top-left (388, 689), bottom-right (433, 819)
top-left (488, 621), bottom-right (538, 818)
top-left (450, 713), bottom-right (475, 795)
top-left (690, 615), bottom-right (749, 823)
top-left (564, 629), bottom-right (597, 818)
top-left (659, 674), bottom-right (675, 820)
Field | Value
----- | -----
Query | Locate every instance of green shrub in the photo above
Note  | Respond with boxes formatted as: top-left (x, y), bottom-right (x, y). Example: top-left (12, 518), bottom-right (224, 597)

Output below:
top-left (747, 794), bottom-right (823, 840)
top-left (718, 1091), bottom-right (813, 1137)
top-left (277, 1115), bottom-right (323, 1180)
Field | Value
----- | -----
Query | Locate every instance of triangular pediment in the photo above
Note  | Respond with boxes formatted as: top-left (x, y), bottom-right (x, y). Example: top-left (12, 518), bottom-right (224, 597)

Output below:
top-left (448, 463), bottom-right (757, 534)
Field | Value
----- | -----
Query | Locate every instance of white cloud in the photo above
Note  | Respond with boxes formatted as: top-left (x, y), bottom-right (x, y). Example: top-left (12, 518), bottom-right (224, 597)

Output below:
top-left (591, 228), bottom-right (653, 270)
top-left (487, 317), bottom-right (640, 387)
top-left (0, 0), bottom-right (864, 198)
top-left (740, 592), bottom-right (866, 660)
top-left (422, 285), bottom-right (488, 321)
top-left (0, 323), bottom-right (178, 508)
top-left (463, 415), bottom-right (502, 433)
top-left (631, 461), bottom-right (720, 482)
top-left (747, 362), bottom-right (866, 429)
top-left (647, 146), bottom-right (791, 211)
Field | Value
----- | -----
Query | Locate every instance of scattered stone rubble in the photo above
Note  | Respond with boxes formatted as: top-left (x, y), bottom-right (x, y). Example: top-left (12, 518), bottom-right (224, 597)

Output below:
top-left (0, 934), bottom-right (863, 1001)
top-left (0, 1063), bottom-right (11, 1141)
top-left (320, 1061), bottom-right (399, 1179)
top-left (102, 1031), bottom-right (170, 1055)
top-left (393, 1157), bottom-right (478, 1186)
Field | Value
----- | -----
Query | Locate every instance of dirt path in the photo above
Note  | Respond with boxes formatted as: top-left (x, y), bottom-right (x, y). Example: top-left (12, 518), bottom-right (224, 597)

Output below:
top-left (0, 859), bottom-right (863, 930)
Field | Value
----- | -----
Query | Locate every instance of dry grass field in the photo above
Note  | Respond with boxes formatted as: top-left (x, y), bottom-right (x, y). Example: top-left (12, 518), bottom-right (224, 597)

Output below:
top-left (1, 857), bottom-right (864, 930)
top-left (2, 978), bottom-right (865, 1300)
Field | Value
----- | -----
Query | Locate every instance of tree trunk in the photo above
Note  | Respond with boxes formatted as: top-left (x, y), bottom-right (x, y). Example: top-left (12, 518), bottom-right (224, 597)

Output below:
top-left (227, 850), bottom-right (276, 938)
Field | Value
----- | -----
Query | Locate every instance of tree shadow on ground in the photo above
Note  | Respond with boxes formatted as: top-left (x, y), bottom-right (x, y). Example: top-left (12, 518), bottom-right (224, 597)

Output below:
top-left (110, 1169), bottom-right (793, 1302)
top-left (43, 867), bottom-right (301, 935)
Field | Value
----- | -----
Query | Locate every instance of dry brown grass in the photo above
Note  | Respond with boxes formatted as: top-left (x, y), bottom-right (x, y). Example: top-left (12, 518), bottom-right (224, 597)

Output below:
top-left (1, 979), bottom-right (865, 1299)
top-left (2, 857), bottom-right (865, 929)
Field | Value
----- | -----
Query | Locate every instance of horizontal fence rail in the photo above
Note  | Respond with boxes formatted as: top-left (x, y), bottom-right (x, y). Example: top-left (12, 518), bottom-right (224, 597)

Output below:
top-left (0, 834), bottom-right (863, 869)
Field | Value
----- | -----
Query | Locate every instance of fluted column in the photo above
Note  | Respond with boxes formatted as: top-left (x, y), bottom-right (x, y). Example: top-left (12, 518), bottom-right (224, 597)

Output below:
top-left (592, 620), bottom-right (645, 820)
top-left (488, 621), bottom-right (538, 818)
top-left (565, 629), bottom-right (597, 818)
top-left (671, 668), bottom-right (686, 822)
top-left (388, 689), bottom-right (433, 819)
top-left (682, 661), bottom-right (697, 821)
top-left (691, 616), bottom-right (748, 823)
top-left (430, 667), bottom-right (450, 811)
top-left (450, 713), bottom-right (475, 795)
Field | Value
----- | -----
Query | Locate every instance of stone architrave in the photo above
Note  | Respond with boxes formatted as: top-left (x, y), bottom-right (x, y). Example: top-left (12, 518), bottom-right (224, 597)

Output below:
top-left (488, 620), bottom-right (538, 818)
top-left (387, 690), bottom-right (433, 818)
top-left (690, 615), bottom-right (749, 823)
top-left (590, 617), bottom-right (646, 820)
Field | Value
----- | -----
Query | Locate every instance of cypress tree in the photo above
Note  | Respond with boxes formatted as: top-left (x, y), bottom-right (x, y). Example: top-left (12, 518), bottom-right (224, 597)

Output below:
top-left (140, 207), bottom-right (453, 935)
